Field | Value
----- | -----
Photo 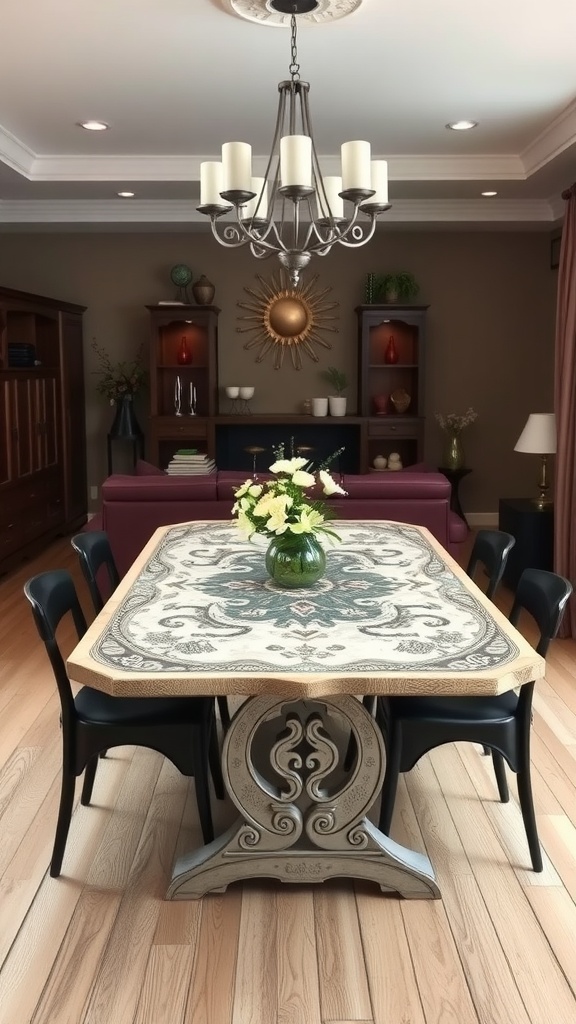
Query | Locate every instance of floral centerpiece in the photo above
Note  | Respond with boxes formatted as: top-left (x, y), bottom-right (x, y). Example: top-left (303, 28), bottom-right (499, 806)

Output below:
top-left (91, 338), bottom-right (147, 405)
top-left (232, 446), bottom-right (346, 588)
top-left (435, 407), bottom-right (478, 470)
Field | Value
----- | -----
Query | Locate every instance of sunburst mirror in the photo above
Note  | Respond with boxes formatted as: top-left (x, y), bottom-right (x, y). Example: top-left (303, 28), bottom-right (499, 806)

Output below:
top-left (236, 273), bottom-right (339, 370)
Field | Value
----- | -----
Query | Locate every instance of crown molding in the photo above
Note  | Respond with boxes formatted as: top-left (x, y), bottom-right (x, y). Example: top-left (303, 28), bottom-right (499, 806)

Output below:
top-left (0, 126), bottom-right (35, 177)
top-left (0, 197), bottom-right (556, 227)
top-left (521, 97), bottom-right (576, 176)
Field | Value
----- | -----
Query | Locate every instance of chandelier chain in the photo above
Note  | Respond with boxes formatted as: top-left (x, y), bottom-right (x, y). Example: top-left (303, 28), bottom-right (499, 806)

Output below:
top-left (289, 14), bottom-right (300, 82)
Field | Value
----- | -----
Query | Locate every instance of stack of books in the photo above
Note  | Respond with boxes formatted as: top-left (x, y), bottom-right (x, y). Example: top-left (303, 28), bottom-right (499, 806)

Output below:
top-left (166, 448), bottom-right (216, 475)
top-left (8, 342), bottom-right (36, 368)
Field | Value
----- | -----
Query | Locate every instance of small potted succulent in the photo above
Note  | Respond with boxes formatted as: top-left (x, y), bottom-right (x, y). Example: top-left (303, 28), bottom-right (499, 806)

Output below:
top-left (321, 366), bottom-right (348, 417)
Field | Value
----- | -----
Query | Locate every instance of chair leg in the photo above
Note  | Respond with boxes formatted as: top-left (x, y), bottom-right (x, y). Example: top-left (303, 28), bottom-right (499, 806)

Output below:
top-left (217, 696), bottom-right (231, 733)
top-left (517, 767), bottom-right (543, 872)
top-left (50, 770), bottom-right (76, 878)
top-left (378, 725), bottom-right (402, 835)
top-left (192, 730), bottom-right (215, 845)
top-left (481, 745), bottom-right (491, 756)
top-left (81, 755), bottom-right (99, 805)
top-left (208, 721), bottom-right (225, 800)
top-left (491, 751), bottom-right (509, 803)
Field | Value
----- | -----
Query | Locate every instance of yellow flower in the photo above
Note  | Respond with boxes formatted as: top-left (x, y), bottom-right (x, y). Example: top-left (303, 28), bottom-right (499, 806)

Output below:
top-left (234, 479), bottom-right (256, 498)
top-left (269, 457), bottom-right (308, 475)
top-left (237, 509), bottom-right (256, 538)
top-left (253, 492), bottom-right (292, 519)
top-left (289, 506), bottom-right (325, 534)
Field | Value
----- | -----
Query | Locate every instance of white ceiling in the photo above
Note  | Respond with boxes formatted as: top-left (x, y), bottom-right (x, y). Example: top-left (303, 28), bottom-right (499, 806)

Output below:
top-left (1, 0), bottom-right (575, 230)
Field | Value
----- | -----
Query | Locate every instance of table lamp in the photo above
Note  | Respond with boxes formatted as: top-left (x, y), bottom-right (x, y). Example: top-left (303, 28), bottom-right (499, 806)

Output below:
top-left (514, 413), bottom-right (556, 510)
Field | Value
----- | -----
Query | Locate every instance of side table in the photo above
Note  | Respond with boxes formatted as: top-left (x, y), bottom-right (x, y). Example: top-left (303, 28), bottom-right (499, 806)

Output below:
top-left (438, 467), bottom-right (471, 527)
top-left (498, 498), bottom-right (554, 588)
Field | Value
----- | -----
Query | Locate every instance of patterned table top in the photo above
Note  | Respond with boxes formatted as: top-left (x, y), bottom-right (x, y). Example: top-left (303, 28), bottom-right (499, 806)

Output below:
top-left (68, 521), bottom-right (545, 699)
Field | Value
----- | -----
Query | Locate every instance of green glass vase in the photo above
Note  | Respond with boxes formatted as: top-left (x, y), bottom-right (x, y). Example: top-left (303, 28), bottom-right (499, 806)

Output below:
top-left (443, 432), bottom-right (465, 470)
top-left (265, 533), bottom-right (326, 589)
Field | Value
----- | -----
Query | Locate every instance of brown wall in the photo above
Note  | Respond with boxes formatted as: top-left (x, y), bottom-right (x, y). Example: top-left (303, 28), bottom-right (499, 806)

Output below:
top-left (0, 228), bottom-right (557, 516)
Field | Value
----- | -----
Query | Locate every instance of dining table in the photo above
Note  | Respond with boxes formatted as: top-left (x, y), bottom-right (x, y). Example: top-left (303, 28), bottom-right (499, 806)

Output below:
top-left (67, 519), bottom-right (545, 901)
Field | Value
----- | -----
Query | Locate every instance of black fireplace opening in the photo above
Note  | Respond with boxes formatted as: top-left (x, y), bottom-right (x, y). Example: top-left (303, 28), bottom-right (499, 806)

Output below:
top-left (215, 422), bottom-right (361, 475)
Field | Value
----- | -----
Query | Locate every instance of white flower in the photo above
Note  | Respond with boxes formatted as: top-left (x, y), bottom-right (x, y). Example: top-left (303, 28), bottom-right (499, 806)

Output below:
top-left (269, 457), bottom-right (308, 475)
top-left (319, 470), bottom-right (347, 496)
top-left (237, 509), bottom-right (255, 538)
top-left (248, 484), bottom-right (263, 497)
top-left (291, 470), bottom-right (316, 488)
top-left (253, 492), bottom-right (292, 519)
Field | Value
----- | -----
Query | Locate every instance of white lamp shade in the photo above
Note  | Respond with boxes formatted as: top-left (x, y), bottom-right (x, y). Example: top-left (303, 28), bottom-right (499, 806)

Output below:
top-left (341, 140), bottom-right (371, 191)
top-left (317, 176), bottom-right (343, 219)
top-left (242, 177), bottom-right (268, 220)
top-left (514, 413), bottom-right (557, 454)
top-left (280, 135), bottom-right (312, 187)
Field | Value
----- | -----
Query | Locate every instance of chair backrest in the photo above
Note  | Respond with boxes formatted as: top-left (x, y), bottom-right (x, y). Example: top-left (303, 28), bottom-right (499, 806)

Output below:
top-left (24, 571), bottom-right (88, 725)
top-left (466, 529), bottom-right (516, 600)
top-left (509, 567), bottom-right (572, 658)
top-left (71, 530), bottom-right (120, 614)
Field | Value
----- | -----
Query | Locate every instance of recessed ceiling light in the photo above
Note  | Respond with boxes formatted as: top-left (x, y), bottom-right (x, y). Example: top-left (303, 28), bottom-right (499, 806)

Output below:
top-left (117, 191), bottom-right (135, 198)
top-left (78, 120), bottom-right (110, 131)
top-left (446, 120), bottom-right (478, 131)
top-left (481, 191), bottom-right (498, 197)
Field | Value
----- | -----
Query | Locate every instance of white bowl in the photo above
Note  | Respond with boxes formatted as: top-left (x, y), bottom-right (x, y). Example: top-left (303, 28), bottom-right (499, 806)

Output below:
top-left (239, 386), bottom-right (254, 400)
top-left (225, 386), bottom-right (239, 399)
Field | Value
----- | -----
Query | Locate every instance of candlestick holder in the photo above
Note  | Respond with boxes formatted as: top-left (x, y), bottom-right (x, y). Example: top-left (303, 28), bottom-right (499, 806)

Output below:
top-left (174, 375), bottom-right (183, 416)
top-left (188, 382), bottom-right (197, 416)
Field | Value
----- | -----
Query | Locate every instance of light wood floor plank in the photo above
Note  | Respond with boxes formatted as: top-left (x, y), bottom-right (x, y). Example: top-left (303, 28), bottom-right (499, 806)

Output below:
top-left (232, 884), bottom-right (278, 1024)
top-left (184, 889), bottom-right (242, 1024)
top-left (276, 888), bottom-right (322, 1024)
top-left (134, 945), bottom-right (192, 1024)
top-left (314, 882), bottom-right (373, 1022)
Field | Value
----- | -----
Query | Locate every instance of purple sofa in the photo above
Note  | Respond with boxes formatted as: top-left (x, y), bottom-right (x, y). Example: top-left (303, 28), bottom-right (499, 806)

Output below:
top-left (101, 465), bottom-right (468, 577)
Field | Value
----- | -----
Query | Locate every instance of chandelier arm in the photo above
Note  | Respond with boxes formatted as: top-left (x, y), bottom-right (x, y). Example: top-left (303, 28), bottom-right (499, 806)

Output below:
top-left (209, 219), bottom-right (249, 249)
top-left (337, 214), bottom-right (378, 248)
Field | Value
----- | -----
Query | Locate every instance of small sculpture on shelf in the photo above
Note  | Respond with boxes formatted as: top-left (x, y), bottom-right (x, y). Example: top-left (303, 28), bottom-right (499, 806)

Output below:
top-left (188, 382), bottom-right (197, 416)
top-left (174, 375), bottom-right (183, 417)
top-left (170, 264), bottom-right (193, 303)
top-left (390, 388), bottom-right (410, 414)
top-left (373, 455), bottom-right (387, 471)
top-left (388, 452), bottom-right (403, 471)
top-left (373, 394), bottom-right (388, 416)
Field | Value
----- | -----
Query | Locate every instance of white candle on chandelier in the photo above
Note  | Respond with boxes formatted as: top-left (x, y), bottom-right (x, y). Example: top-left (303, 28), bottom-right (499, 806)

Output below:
top-left (200, 162), bottom-right (224, 206)
top-left (341, 141), bottom-right (372, 191)
top-left (242, 177), bottom-right (269, 220)
top-left (222, 142), bottom-right (252, 192)
top-left (366, 159), bottom-right (388, 204)
top-left (317, 176), bottom-right (344, 219)
top-left (280, 135), bottom-right (312, 187)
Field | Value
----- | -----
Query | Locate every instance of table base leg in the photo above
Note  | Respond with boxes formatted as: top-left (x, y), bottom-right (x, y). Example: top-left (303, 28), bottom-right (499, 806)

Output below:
top-left (167, 695), bottom-right (440, 901)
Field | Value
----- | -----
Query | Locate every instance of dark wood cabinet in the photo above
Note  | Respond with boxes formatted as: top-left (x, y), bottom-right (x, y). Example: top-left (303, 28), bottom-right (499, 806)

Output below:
top-left (355, 304), bottom-right (428, 471)
top-left (498, 498), bottom-right (554, 588)
top-left (0, 287), bottom-right (86, 572)
top-left (147, 304), bottom-right (219, 468)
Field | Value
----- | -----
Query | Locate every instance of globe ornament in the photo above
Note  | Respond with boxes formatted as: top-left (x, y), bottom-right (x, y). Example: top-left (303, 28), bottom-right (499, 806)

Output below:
top-left (170, 264), bottom-right (193, 302)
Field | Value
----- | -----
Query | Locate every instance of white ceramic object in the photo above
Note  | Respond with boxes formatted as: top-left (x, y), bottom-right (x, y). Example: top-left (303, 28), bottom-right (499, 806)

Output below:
top-left (239, 386), bottom-right (254, 400)
top-left (388, 452), bottom-right (403, 471)
top-left (312, 397), bottom-right (328, 417)
top-left (373, 455), bottom-right (387, 470)
top-left (328, 396), bottom-right (347, 417)
top-left (225, 386), bottom-right (239, 398)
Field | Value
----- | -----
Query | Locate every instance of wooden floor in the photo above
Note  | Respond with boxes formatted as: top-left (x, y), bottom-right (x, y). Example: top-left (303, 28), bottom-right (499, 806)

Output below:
top-left (1, 534), bottom-right (576, 1024)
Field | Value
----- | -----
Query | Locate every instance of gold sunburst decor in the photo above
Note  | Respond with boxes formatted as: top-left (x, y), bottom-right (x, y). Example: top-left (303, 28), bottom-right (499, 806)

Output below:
top-left (236, 273), bottom-right (339, 370)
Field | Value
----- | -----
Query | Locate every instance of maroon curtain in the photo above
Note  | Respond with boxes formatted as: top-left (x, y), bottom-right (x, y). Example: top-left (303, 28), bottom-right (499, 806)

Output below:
top-left (554, 184), bottom-right (576, 636)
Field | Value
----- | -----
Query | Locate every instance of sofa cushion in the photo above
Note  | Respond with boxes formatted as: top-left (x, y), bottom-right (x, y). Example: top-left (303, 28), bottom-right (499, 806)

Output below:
top-left (135, 459), bottom-right (166, 476)
top-left (102, 474), bottom-right (218, 501)
top-left (340, 472), bottom-right (451, 501)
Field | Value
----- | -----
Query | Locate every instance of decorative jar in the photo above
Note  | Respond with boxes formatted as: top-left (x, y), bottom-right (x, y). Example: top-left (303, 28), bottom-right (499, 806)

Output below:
top-left (265, 533), bottom-right (326, 589)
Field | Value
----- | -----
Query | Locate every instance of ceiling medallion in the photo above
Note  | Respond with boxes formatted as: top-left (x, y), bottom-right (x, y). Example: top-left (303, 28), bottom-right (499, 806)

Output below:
top-left (222, 0), bottom-right (364, 26)
top-left (237, 272), bottom-right (339, 370)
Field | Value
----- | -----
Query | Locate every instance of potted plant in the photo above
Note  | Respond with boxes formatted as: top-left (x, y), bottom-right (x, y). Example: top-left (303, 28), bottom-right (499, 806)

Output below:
top-left (379, 271), bottom-right (419, 304)
top-left (321, 366), bottom-right (348, 417)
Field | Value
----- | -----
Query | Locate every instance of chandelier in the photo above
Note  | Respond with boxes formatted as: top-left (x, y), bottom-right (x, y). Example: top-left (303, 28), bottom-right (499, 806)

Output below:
top-left (198, 0), bottom-right (390, 287)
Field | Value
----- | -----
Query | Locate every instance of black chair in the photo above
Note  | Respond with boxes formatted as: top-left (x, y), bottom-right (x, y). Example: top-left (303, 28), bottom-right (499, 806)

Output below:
top-left (465, 529), bottom-right (516, 600)
top-left (71, 530), bottom-right (232, 732)
top-left (375, 568), bottom-right (572, 871)
top-left (24, 570), bottom-right (225, 878)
